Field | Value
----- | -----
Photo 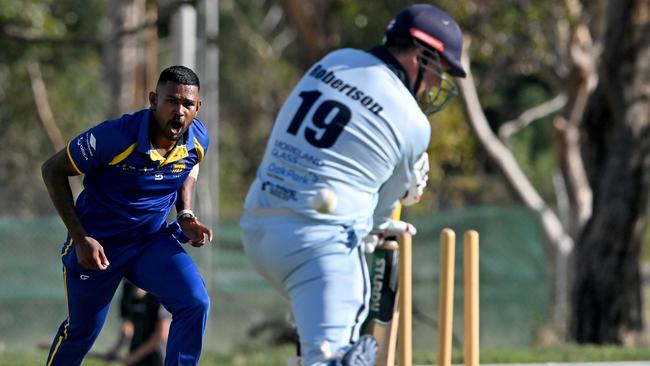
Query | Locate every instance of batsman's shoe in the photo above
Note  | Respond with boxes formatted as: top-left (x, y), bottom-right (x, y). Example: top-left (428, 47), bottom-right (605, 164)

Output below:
top-left (334, 335), bottom-right (377, 366)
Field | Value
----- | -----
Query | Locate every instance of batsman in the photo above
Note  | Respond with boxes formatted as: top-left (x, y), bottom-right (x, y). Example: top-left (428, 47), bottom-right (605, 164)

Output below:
top-left (239, 4), bottom-right (466, 366)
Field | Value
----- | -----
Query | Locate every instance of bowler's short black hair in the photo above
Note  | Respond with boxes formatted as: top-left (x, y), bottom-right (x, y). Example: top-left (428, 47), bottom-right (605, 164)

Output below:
top-left (157, 65), bottom-right (200, 90)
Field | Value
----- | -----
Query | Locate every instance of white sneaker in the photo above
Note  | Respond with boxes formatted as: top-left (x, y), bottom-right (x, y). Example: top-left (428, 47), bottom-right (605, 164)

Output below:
top-left (336, 335), bottom-right (377, 366)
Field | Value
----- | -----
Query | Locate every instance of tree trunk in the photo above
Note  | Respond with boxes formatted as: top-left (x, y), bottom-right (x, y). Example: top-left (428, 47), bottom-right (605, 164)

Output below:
top-left (571, 0), bottom-right (650, 344)
top-left (105, 0), bottom-right (141, 116)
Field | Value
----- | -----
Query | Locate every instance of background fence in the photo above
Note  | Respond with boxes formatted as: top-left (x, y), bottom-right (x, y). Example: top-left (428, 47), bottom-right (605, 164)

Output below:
top-left (0, 205), bottom-right (550, 355)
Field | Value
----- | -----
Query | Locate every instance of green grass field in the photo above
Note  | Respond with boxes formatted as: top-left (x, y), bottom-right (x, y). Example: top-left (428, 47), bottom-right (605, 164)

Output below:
top-left (4, 344), bottom-right (650, 366)
top-left (4, 214), bottom-right (650, 365)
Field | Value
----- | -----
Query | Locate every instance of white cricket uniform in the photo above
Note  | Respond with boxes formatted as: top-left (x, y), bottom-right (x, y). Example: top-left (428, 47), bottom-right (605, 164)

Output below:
top-left (240, 47), bottom-right (430, 365)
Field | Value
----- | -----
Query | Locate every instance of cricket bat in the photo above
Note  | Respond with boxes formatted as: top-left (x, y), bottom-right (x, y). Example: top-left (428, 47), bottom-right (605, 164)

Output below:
top-left (361, 203), bottom-right (403, 366)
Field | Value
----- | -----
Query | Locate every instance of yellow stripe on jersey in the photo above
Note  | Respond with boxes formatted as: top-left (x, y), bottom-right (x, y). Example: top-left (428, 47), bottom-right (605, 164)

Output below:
top-left (46, 335), bottom-right (64, 365)
top-left (148, 149), bottom-right (165, 163)
top-left (109, 143), bottom-right (137, 166)
top-left (194, 137), bottom-right (205, 162)
top-left (149, 145), bottom-right (190, 167)
top-left (60, 238), bottom-right (73, 257)
top-left (63, 266), bottom-right (69, 339)
top-left (159, 145), bottom-right (189, 167)
top-left (66, 142), bottom-right (83, 175)
top-left (46, 266), bottom-right (70, 366)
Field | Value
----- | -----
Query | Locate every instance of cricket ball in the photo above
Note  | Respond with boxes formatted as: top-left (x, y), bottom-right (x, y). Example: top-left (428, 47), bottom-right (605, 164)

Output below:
top-left (311, 188), bottom-right (337, 214)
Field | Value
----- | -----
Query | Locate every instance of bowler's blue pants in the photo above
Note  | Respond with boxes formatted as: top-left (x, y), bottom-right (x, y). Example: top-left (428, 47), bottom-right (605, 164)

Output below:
top-left (45, 231), bottom-right (209, 366)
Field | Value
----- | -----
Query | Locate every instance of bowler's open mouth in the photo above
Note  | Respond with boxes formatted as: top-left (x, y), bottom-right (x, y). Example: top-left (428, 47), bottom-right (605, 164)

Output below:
top-left (169, 120), bottom-right (183, 135)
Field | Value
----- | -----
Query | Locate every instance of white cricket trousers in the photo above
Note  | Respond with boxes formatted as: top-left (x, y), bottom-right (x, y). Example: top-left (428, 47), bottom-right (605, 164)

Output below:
top-left (240, 213), bottom-right (370, 366)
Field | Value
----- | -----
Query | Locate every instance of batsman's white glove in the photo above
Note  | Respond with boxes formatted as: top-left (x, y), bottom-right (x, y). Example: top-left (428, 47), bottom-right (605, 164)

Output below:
top-left (363, 220), bottom-right (417, 253)
top-left (382, 219), bottom-right (418, 236)
top-left (401, 152), bottom-right (429, 206)
top-left (363, 234), bottom-right (382, 254)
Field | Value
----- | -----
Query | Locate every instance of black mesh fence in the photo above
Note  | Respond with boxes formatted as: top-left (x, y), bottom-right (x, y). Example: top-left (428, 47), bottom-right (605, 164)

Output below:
top-left (0, 205), bottom-right (550, 354)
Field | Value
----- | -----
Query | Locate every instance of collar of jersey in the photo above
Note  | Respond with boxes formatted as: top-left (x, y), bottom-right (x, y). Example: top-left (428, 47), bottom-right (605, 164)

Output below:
top-left (368, 45), bottom-right (412, 94)
top-left (136, 109), bottom-right (197, 167)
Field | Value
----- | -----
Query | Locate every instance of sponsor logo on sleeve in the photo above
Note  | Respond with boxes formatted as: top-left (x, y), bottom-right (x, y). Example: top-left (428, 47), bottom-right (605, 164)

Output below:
top-left (77, 136), bottom-right (89, 161)
top-left (89, 133), bottom-right (97, 155)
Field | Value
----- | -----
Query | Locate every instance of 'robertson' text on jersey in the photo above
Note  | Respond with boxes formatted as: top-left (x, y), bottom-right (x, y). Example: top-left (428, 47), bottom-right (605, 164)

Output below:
top-left (309, 64), bottom-right (384, 116)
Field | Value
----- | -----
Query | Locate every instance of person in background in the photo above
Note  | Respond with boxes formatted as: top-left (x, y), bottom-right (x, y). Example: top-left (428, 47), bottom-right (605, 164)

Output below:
top-left (103, 280), bottom-right (172, 366)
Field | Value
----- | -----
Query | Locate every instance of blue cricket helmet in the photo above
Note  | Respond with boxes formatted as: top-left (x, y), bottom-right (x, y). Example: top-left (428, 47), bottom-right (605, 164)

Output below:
top-left (384, 3), bottom-right (467, 78)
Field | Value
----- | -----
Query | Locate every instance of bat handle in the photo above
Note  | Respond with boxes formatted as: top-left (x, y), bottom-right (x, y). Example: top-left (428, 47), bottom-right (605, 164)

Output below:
top-left (398, 232), bottom-right (412, 366)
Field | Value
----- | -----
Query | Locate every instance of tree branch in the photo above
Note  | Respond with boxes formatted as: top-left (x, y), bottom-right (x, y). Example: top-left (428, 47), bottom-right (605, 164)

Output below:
top-left (458, 42), bottom-right (571, 254)
top-left (27, 62), bottom-right (66, 151)
top-left (27, 61), bottom-right (82, 197)
top-left (230, 2), bottom-right (277, 61)
top-left (0, 19), bottom-right (157, 46)
top-left (457, 37), bottom-right (573, 334)
top-left (499, 93), bottom-right (568, 141)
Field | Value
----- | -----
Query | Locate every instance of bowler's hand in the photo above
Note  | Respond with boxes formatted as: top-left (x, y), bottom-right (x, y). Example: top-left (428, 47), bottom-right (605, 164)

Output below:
top-left (179, 217), bottom-right (213, 247)
top-left (75, 236), bottom-right (109, 270)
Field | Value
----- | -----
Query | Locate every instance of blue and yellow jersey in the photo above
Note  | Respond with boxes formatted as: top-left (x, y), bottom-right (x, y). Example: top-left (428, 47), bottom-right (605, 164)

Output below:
top-left (66, 109), bottom-right (209, 242)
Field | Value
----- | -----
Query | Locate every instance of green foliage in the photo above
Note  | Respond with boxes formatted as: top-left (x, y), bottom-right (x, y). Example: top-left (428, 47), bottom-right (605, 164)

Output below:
top-left (218, 2), bottom-right (305, 217)
top-left (0, 0), bottom-right (606, 223)
top-left (0, 0), bottom-right (580, 217)
top-left (0, 56), bottom-right (107, 215)
top-left (0, 0), bottom-right (59, 33)
top-left (508, 119), bottom-right (557, 201)
top-left (0, 0), bottom-right (107, 215)
top-left (413, 101), bottom-right (481, 213)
